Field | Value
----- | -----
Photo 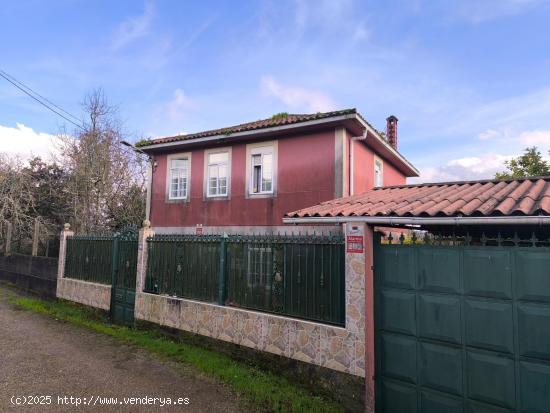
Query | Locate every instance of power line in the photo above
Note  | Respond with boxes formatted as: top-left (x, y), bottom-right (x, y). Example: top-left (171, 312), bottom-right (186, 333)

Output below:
top-left (0, 69), bottom-right (84, 130)
top-left (0, 68), bottom-right (144, 159)
top-left (0, 69), bottom-right (82, 124)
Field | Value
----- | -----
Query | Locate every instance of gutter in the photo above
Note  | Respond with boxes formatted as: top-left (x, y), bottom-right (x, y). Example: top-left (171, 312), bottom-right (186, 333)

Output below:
top-left (282, 215), bottom-right (550, 226)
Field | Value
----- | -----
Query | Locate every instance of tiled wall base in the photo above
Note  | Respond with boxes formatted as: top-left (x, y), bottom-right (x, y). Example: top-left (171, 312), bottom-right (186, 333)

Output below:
top-left (135, 292), bottom-right (365, 377)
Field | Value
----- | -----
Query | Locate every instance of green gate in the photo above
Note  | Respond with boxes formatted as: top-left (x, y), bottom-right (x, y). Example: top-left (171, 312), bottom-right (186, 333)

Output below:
top-left (110, 227), bottom-right (138, 325)
top-left (374, 234), bottom-right (550, 413)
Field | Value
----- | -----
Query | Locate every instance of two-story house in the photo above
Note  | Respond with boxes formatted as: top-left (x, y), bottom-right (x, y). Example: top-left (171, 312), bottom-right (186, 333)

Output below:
top-left (136, 108), bottom-right (418, 233)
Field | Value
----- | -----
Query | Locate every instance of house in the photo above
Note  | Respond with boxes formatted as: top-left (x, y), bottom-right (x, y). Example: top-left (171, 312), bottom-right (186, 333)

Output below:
top-left (137, 108), bottom-right (418, 233)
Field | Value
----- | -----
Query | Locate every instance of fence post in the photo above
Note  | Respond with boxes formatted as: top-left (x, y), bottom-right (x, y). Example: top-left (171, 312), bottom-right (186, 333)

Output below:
top-left (136, 220), bottom-right (155, 293)
top-left (218, 233), bottom-right (228, 306)
top-left (57, 223), bottom-right (74, 280)
top-left (5, 222), bottom-right (12, 256)
top-left (31, 219), bottom-right (40, 256)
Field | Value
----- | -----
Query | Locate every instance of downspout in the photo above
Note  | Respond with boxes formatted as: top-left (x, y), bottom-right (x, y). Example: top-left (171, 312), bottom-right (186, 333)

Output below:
top-left (145, 157), bottom-right (154, 221)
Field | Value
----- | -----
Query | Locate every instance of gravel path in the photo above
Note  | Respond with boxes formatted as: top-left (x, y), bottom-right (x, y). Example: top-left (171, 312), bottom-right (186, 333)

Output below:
top-left (0, 285), bottom-right (248, 413)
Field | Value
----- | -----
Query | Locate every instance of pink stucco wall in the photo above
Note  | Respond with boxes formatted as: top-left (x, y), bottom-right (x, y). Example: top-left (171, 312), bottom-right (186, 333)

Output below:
top-left (149, 130), bottom-right (336, 227)
top-left (352, 140), bottom-right (406, 195)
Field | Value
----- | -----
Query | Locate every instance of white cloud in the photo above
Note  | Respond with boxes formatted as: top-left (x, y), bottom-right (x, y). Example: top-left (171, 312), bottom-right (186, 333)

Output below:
top-left (112, 2), bottom-right (154, 50)
top-left (519, 129), bottom-right (550, 146)
top-left (166, 89), bottom-right (194, 120)
top-left (410, 153), bottom-right (511, 183)
top-left (260, 76), bottom-right (337, 112)
top-left (0, 124), bottom-right (59, 160)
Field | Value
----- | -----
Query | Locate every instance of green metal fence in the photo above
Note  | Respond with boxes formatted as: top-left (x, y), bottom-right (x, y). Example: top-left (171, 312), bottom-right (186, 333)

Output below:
top-left (145, 234), bottom-right (221, 302)
top-left (64, 235), bottom-right (114, 284)
top-left (144, 233), bottom-right (345, 326)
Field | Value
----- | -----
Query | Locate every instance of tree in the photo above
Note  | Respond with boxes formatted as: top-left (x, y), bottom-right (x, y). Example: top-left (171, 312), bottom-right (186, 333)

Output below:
top-left (23, 157), bottom-right (71, 227)
top-left (495, 146), bottom-right (550, 179)
top-left (56, 89), bottom-right (146, 233)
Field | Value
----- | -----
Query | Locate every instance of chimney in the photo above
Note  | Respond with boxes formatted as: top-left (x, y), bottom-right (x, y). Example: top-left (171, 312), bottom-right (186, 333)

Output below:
top-left (386, 115), bottom-right (398, 149)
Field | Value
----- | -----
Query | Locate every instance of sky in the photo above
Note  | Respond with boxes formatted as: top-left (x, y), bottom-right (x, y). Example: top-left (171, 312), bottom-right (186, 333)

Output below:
top-left (1, 0), bottom-right (550, 182)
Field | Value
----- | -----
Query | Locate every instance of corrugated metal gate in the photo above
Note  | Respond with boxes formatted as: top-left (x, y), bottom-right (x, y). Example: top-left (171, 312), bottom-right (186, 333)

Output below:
top-left (110, 227), bottom-right (138, 326)
top-left (374, 235), bottom-right (550, 412)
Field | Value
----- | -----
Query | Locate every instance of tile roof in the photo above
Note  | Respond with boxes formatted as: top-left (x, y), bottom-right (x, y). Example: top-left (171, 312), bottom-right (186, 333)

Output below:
top-left (137, 108), bottom-right (363, 147)
top-left (286, 176), bottom-right (550, 218)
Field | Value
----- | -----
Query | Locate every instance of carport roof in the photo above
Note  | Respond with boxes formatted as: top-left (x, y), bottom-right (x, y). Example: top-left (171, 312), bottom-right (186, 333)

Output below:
top-left (285, 176), bottom-right (550, 220)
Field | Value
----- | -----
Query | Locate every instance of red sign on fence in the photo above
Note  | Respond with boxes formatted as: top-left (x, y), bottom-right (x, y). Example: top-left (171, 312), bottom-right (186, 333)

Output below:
top-left (346, 235), bottom-right (364, 253)
top-left (195, 225), bottom-right (203, 235)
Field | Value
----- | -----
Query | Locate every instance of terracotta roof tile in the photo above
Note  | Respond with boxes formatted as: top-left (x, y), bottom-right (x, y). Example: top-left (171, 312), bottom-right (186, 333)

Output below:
top-left (137, 108), bottom-right (361, 147)
top-left (286, 176), bottom-right (550, 219)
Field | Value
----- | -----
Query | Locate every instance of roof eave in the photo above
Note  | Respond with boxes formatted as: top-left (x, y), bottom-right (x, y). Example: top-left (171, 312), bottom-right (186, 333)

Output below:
top-left (282, 215), bottom-right (550, 226)
top-left (353, 116), bottom-right (419, 177)
top-left (139, 112), bottom-right (362, 152)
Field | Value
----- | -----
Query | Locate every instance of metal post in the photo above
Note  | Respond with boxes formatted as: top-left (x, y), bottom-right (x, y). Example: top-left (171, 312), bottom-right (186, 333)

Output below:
top-left (218, 233), bottom-right (228, 306)
top-left (110, 236), bottom-right (120, 316)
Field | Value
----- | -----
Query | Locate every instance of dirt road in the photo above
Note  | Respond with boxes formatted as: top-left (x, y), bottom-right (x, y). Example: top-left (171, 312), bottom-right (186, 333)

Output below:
top-left (0, 285), bottom-right (248, 413)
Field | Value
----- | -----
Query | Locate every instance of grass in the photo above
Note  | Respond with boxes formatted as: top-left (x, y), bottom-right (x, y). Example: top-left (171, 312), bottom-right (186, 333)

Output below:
top-left (12, 295), bottom-right (344, 413)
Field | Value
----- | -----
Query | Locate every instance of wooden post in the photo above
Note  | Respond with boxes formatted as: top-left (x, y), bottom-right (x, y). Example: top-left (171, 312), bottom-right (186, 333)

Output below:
top-left (32, 219), bottom-right (40, 256)
top-left (5, 222), bottom-right (12, 255)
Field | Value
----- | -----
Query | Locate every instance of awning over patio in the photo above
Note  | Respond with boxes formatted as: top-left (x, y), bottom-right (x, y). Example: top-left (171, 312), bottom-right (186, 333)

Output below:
top-left (284, 176), bottom-right (550, 230)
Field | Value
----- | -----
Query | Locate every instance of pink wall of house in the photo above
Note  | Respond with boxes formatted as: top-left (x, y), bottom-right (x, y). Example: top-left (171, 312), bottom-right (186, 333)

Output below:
top-left (352, 140), bottom-right (406, 195)
top-left (149, 130), bottom-right (336, 227)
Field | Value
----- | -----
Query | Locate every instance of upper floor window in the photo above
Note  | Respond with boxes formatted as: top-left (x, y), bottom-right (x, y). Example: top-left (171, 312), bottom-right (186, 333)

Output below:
top-left (374, 158), bottom-right (383, 187)
top-left (250, 146), bottom-right (273, 194)
top-left (169, 158), bottom-right (189, 200)
top-left (207, 151), bottom-right (229, 197)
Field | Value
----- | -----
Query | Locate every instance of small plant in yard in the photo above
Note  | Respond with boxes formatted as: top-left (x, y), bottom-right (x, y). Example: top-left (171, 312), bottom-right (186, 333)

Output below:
top-left (13, 296), bottom-right (344, 413)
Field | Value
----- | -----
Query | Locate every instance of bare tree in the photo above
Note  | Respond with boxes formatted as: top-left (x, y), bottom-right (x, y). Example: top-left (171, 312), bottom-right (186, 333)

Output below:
top-left (57, 89), bottom-right (146, 233)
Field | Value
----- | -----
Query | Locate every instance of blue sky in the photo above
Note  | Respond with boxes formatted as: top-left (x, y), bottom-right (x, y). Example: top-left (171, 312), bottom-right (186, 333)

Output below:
top-left (1, 0), bottom-right (550, 182)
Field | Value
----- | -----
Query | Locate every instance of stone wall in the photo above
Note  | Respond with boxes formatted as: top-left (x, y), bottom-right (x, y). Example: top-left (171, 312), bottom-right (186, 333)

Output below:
top-left (135, 292), bottom-right (364, 376)
top-left (56, 277), bottom-right (111, 310)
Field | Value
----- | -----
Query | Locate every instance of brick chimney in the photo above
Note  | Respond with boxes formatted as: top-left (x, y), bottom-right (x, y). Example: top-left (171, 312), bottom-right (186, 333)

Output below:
top-left (386, 115), bottom-right (398, 149)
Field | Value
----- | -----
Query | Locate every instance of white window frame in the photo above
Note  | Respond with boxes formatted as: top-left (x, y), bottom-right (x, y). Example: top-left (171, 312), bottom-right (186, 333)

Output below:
top-left (374, 156), bottom-right (384, 187)
top-left (166, 153), bottom-right (191, 201)
top-left (204, 148), bottom-right (231, 198)
top-left (246, 142), bottom-right (277, 197)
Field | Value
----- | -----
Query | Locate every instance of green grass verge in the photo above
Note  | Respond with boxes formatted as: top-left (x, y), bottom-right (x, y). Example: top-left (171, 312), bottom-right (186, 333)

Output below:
top-left (13, 296), bottom-right (343, 413)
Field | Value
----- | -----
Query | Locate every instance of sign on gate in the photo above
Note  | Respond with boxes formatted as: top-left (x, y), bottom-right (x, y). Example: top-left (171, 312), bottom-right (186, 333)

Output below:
top-left (346, 225), bottom-right (364, 253)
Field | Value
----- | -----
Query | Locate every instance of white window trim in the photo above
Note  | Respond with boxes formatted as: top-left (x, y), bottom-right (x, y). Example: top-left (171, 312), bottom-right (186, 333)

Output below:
top-left (204, 147), bottom-right (232, 199)
top-left (246, 141), bottom-right (278, 198)
top-left (374, 155), bottom-right (384, 187)
top-left (166, 152), bottom-right (191, 202)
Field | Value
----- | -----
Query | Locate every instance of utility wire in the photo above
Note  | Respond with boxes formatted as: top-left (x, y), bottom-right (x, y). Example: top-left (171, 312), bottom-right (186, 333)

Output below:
top-left (0, 68), bottom-right (143, 159)
top-left (0, 70), bottom-right (84, 130)
top-left (0, 69), bottom-right (82, 125)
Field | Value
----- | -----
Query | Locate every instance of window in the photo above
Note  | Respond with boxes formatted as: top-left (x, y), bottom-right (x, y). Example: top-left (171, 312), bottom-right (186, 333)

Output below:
top-left (246, 246), bottom-right (273, 288)
top-left (374, 158), bottom-right (383, 187)
top-left (207, 151), bottom-right (229, 197)
top-left (169, 158), bottom-right (189, 199)
top-left (250, 147), bottom-right (273, 194)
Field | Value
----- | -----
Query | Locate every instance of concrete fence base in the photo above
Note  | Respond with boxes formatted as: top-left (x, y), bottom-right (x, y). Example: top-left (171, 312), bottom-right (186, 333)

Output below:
top-left (56, 278), bottom-right (111, 311)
